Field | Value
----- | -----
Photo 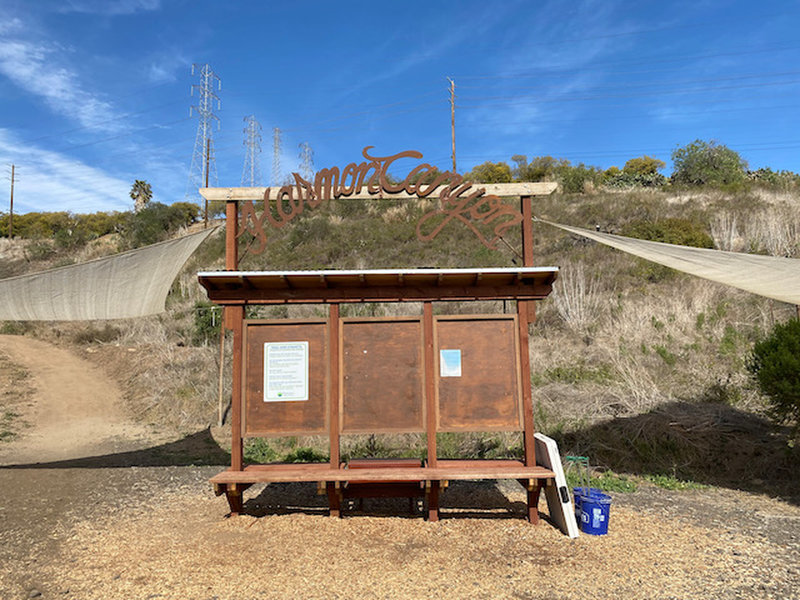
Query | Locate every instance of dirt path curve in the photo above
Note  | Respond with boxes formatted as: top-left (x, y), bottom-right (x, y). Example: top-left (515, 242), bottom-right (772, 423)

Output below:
top-left (0, 335), bottom-right (149, 465)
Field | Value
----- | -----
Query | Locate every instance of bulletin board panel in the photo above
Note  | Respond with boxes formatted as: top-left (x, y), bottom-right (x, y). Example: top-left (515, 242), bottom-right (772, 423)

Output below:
top-left (243, 320), bottom-right (328, 437)
top-left (435, 315), bottom-right (522, 432)
top-left (341, 318), bottom-right (425, 434)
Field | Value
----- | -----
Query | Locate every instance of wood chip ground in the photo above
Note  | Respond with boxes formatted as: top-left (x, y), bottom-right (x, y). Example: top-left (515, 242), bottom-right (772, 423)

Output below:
top-left (1, 467), bottom-right (797, 600)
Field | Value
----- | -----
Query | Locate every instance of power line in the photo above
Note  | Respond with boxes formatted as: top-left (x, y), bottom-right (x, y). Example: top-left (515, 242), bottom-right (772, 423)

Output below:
top-left (452, 43), bottom-right (800, 81)
top-left (272, 127), bottom-right (282, 186)
top-left (457, 69), bottom-right (800, 94)
top-left (457, 79), bottom-right (800, 109)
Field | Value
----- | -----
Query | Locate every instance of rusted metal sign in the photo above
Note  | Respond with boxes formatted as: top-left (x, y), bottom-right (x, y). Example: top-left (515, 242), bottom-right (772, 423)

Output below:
top-left (238, 146), bottom-right (523, 253)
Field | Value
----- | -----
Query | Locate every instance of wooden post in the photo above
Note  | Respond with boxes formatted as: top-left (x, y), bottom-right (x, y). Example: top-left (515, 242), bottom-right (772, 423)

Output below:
top-left (423, 302), bottom-right (437, 468)
top-left (326, 482), bottom-right (341, 518)
top-left (230, 305), bottom-right (244, 472)
top-left (518, 304), bottom-right (535, 469)
top-left (224, 198), bottom-right (243, 471)
top-left (518, 298), bottom-right (537, 523)
top-left (225, 200), bottom-right (238, 270)
top-left (519, 193), bottom-right (537, 470)
top-left (520, 195), bottom-right (536, 323)
top-left (423, 301), bottom-right (439, 522)
top-left (329, 303), bottom-right (341, 469)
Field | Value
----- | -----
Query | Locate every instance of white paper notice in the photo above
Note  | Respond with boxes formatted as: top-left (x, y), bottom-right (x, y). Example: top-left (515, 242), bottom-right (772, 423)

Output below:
top-left (264, 341), bottom-right (309, 401)
top-left (440, 349), bottom-right (462, 377)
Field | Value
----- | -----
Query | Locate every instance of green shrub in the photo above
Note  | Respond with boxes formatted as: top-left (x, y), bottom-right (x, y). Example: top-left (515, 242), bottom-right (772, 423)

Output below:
top-left (465, 161), bottom-right (513, 183)
top-left (72, 324), bottom-right (121, 345)
top-left (0, 322), bottom-right (31, 335)
top-left (643, 474), bottom-right (706, 491)
top-left (748, 319), bottom-right (800, 431)
top-left (621, 218), bottom-right (714, 248)
top-left (119, 202), bottom-right (198, 249)
top-left (557, 163), bottom-right (602, 193)
top-left (605, 172), bottom-right (667, 189)
top-left (284, 446), bottom-right (329, 463)
top-left (748, 167), bottom-right (800, 190)
top-left (244, 439), bottom-right (279, 463)
top-left (564, 469), bottom-right (638, 493)
top-left (654, 345), bottom-right (677, 366)
top-left (192, 300), bottom-right (222, 346)
top-left (671, 139), bottom-right (747, 187)
top-left (623, 155), bottom-right (666, 176)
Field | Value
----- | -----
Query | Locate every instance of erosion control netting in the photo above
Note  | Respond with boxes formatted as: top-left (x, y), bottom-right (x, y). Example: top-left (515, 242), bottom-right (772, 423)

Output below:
top-left (541, 221), bottom-right (800, 305)
top-left (0, 227), bottom-right (218, 321)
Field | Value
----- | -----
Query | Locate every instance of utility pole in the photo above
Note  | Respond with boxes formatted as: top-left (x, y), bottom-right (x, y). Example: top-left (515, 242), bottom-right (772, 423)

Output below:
top-left (204, 138), bottom-right (210, 229)
top-left (272, 127), bottom-right (282, 186)
top-left (448, 77), bottom-right (456, 173)
top-left (187, 63), bottom-right (221, 205)
top-left (241, 115), bottom-right (262, 187)
top-left (7, 164), bottom-right (15, 238)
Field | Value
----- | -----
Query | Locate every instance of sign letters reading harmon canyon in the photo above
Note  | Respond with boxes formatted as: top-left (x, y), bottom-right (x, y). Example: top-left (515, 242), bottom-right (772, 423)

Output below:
top-left (238, 146), bottom-right (525, 252)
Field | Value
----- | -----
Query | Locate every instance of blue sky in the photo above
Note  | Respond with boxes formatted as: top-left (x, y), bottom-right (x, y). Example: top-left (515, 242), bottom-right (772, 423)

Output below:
top-left (2, 0), bottom-right (800, 214)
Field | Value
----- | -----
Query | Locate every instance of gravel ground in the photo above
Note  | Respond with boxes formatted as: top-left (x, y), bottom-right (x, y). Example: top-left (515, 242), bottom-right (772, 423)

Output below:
top-left (1, 465), bottom-right (798, 600)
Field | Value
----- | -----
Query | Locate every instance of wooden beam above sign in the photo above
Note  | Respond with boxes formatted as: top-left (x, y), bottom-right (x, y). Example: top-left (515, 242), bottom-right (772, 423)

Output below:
top-left (199, 181), bottom-right (558, 201)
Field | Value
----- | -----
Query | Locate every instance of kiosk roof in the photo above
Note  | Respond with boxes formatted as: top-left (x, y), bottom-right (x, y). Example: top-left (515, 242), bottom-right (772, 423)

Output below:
top-left (197, 267), bottom-right (558, 304)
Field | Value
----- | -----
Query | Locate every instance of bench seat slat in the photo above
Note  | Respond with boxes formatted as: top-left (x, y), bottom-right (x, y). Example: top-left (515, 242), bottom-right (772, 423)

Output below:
top-left (210, 462), bottom-right (555, 485)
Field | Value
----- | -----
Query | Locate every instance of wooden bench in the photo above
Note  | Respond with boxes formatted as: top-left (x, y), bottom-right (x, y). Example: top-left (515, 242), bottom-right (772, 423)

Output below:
top-left (211, 460), bottom-right (555, 522)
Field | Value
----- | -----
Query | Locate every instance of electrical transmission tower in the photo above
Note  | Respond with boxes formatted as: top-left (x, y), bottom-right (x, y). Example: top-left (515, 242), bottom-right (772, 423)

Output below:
top-left (298, 141), bottom-right (314, 181)
top-left (272, 127), bottom-right (282, 186)
top-left (241, 115), bottom-right (262, 187)
top-left (186, 63), bottom-right (221, 219)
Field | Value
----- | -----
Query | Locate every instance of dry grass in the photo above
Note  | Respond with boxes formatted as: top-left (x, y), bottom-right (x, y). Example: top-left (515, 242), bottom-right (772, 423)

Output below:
top-left (551, 260), bottom-right (602, 332)
top-left (0, 349), bottom-right (32, 442)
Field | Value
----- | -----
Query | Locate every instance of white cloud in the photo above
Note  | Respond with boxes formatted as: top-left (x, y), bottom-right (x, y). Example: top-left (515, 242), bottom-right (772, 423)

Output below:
top-left (0, 130), bottom-right (130, 213)
top-left (0, 39), bottom-right (119, 129)
top-left (147, 51), bottom-right (189, 83)
top-left (58, 0), bottom-right (161, 16)
top-left (0, 17), bottom-right (24, 35)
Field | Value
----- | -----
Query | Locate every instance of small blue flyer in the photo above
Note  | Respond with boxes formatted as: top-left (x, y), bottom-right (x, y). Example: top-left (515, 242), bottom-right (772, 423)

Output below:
top-left (440, 349), bottom-right (462, 377)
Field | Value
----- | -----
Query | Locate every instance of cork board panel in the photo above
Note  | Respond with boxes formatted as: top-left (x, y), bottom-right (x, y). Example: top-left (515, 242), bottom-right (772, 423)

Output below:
top-left (244, 320), bottom-right (327, 436)
top-left (436, 317), bottom-right (522, 432)
top-left (341, 319), bottom-right (424, 433)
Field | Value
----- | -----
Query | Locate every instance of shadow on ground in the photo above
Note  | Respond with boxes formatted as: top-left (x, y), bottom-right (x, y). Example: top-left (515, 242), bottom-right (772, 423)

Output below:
top-left (0, 427), bottom-right (230, 469)
top-left (556, 400), bottom-right (800, 504)
top-left (240, 478), bottom-right (526, 520)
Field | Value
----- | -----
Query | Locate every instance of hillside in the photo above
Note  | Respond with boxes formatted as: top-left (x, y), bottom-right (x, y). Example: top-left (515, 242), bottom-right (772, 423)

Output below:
top-left (1, 186), bottom-right (798, 500)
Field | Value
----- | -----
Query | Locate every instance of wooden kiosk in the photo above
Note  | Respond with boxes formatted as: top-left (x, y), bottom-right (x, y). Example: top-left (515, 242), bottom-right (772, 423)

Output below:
top-left (199, 150), bottom-right (559, 523)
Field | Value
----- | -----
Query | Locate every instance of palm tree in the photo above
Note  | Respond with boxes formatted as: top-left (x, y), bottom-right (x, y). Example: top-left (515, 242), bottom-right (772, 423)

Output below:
top-left (130, 180), bottom-right (153, 213)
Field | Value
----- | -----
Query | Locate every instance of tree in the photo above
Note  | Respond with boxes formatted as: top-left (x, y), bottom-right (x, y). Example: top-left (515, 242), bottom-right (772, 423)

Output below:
top-left (510, 155), bottom-right (528, 180)
top-left (671, 140), bottom-right (748, 186)
top-left (130, 180), bottom-right (153, 213)
top-left (748, 319), bottom-right (800, 435)
top-left (518, 156), bottom-right (569, 182)
top-left (623, 155), bottom-right (665, 176)
top-left (465, 161), bottom-right (512, 183)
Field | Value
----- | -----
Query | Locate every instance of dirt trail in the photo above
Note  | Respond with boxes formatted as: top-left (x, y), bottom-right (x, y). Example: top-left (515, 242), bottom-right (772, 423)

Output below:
top-left (0, 335), bottom-right (149, 465)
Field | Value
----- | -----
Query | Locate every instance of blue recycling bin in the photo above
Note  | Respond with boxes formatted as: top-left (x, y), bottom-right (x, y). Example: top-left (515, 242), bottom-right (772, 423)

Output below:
top-left (577, 489), bottom-right (611, 535)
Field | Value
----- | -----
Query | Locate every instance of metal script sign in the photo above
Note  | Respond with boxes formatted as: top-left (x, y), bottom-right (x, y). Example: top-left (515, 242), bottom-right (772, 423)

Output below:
top-left (238, 146), bottom-right (523, 253)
